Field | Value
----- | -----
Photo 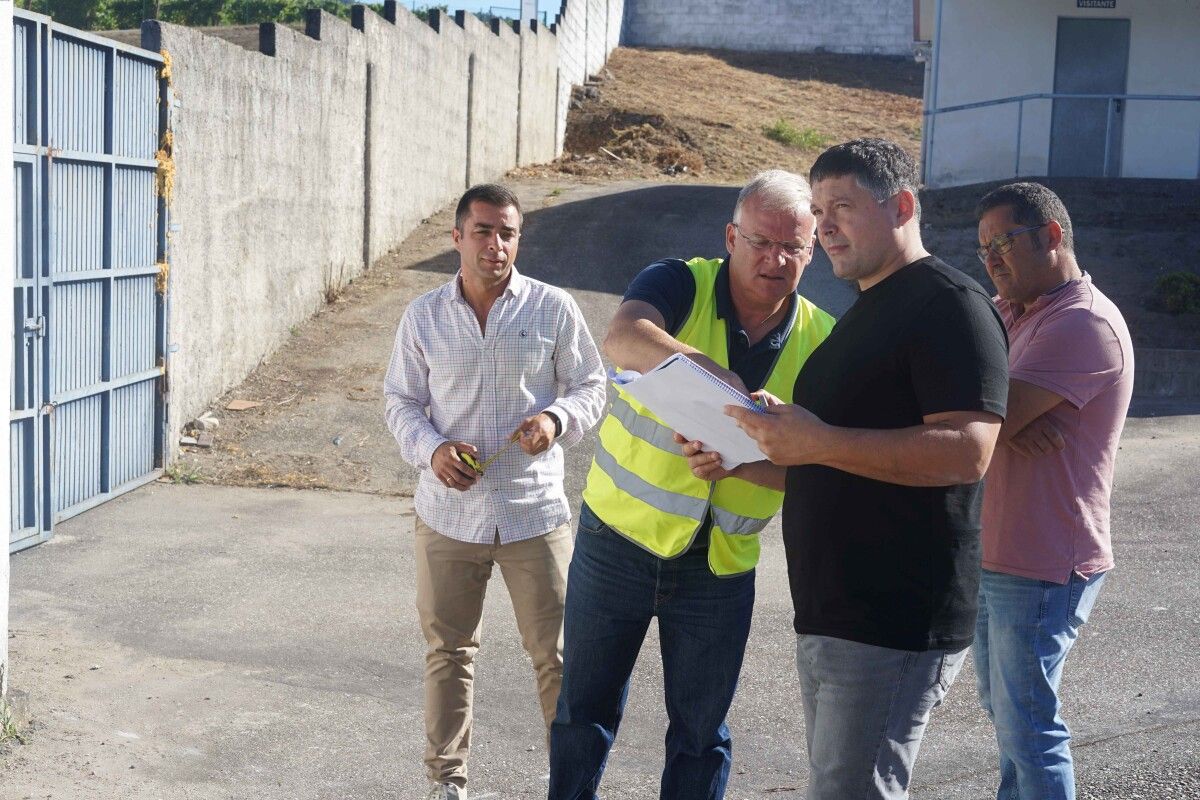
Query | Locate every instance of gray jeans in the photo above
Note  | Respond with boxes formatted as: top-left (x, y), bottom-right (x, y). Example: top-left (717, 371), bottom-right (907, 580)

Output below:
top-left (795, 634), bottom-right (967, 800)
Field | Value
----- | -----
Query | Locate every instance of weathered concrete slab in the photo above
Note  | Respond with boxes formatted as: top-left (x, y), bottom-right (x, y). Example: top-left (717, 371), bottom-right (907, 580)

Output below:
top-left (4, 409), bottom-right (1199, 798)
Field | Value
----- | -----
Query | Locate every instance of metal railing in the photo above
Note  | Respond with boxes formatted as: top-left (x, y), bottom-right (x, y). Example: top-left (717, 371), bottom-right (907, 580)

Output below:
top-left (486, 5), bottom-right (553, 24)
top-left (924, 92), bottom-right (1200, 180)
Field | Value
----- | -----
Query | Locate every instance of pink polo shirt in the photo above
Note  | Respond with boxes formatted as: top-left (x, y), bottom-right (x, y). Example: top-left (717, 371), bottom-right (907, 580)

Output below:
top-left (982, 274), bottom-right (1134, 584)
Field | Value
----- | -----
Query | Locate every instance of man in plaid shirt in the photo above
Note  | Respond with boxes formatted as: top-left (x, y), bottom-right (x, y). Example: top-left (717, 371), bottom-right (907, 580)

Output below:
top-left (385, 184), bottom-right (606, 800)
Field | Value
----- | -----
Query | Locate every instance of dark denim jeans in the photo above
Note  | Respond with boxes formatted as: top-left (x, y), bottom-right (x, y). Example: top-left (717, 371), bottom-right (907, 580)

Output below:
top-left (548, 503), bottom-right (755, 800)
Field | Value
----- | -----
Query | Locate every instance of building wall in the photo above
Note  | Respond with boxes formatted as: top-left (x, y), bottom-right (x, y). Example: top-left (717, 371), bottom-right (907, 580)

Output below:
top-left (927, 0), bottom-right (1200, 187)
top-left (621, 0), bottom-right (914, 55)
top-left (130, 0), bottom-right (620, 443)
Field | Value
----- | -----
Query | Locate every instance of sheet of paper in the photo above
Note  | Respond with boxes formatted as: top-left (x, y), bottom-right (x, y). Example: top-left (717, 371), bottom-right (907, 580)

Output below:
top-left (615, 354), bottom-right (767, 470)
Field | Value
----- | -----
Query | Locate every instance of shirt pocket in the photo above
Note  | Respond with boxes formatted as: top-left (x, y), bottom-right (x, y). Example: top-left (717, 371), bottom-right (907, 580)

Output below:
top-left (514, 329), bottom-right (557, 374)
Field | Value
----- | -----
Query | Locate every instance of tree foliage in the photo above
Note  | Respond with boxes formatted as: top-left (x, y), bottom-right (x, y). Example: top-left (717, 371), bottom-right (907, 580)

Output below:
top-left (21, 0), bottom-right (364, 31)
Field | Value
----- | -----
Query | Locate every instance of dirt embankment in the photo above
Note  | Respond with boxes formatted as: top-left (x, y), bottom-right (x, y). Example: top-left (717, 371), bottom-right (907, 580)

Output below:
top-left (515, 47), bottom-right (924, 183)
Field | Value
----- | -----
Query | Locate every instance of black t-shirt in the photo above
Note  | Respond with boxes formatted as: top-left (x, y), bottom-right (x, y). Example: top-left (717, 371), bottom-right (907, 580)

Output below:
top-left (783, 257), bottom-right (1009, 652)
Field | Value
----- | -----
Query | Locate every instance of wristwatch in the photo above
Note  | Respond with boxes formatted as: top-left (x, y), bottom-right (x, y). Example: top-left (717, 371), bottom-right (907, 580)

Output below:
top-left (543, 410), bottom-right (563, 438)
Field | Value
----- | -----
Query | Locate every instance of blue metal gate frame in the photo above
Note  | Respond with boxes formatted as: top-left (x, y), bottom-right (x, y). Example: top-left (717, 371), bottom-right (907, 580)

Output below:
top-left (11, 9), bottom-right (170, 553)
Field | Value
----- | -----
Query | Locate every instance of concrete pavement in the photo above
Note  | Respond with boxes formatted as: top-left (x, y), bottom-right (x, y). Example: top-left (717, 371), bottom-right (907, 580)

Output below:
top-left (4, 408), bottom-right (1199, 798)
top-left (4, 179), bottom-right (1198, 797)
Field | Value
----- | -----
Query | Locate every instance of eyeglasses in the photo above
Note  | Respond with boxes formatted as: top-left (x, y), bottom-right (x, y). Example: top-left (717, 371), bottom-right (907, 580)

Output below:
top-left (976, 223), bottom-right (1049, 264)
top-left (732, 223), bottom-right (813, 258)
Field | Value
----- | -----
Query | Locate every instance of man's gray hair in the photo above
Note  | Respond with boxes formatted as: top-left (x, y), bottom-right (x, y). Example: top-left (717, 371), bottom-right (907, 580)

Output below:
top-left (732, 169), bottom-right (813, 224)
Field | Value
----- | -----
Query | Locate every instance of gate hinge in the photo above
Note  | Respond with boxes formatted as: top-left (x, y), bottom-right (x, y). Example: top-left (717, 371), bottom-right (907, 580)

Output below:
top-left (23, 316), bottom-right (45, 336)
top-left (156, 261), bottom-right (170, 295)
top-left (158, 356), bottom-right (170, 397)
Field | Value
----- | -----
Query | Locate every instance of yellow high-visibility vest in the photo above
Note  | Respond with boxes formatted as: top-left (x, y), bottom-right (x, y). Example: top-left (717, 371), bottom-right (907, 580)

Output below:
top-left (582, 257), bottom-right (835, 576)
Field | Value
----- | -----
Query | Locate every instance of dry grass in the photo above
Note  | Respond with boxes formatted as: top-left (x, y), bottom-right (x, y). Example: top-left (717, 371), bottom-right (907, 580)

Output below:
top-left (517, 47), bottom-right (923, 183)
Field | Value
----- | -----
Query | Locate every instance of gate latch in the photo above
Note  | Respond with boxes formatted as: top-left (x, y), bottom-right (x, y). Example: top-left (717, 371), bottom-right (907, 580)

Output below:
top-left (23, 316), bottom-right (45, 336)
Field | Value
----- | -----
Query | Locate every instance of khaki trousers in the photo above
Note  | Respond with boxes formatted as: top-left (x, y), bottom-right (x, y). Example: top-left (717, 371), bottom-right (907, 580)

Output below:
top-left (414, 516), bottom-right (572, 788)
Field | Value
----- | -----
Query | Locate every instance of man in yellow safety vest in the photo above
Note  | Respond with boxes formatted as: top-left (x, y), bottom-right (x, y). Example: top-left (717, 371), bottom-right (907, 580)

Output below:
top-left (548, 170), bottom-right (835, 800)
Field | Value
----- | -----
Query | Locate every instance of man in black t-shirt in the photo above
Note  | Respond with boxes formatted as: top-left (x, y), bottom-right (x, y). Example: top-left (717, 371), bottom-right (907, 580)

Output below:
top-left (698, 140), bottom-right (1009, 799)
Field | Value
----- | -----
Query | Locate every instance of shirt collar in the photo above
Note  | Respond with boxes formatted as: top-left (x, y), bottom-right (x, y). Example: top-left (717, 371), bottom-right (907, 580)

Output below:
top-left (714, 258), bottom-right (796, 350)
top-left (996, 272), bottom-right (1089, 325)
top-left (451, 265), bottom-right (525, 303)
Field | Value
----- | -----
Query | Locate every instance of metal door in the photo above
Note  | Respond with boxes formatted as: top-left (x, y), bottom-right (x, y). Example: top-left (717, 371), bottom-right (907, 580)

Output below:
top-left (1049, 17), bottom-right (1130, 178)
top-left (10, 9), bottom-right (169, 553)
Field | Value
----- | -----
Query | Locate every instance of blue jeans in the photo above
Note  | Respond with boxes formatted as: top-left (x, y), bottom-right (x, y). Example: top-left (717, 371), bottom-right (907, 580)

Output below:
top-left (796, 635), bottom-right (966, 800)
top-left (974, 569), bottom-right (1107, 800)
top-left (548, 503), bottom-right (755, 800)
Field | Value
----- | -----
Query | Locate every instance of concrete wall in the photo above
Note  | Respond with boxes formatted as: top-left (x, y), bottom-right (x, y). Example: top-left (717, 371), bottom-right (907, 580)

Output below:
top-left (359, 9), bottom-right (467, 267)
top-left (129, 0), bottom-right (620, 443)
top-left (555, 0), bottom-right (587, 87)
top-left (621, 0), bottom-right (913, 55)
top-left (1135, 349), bottom-right (1200, 400)
top-left (143, 17), bottom-right (368, 449)
top-left (2, 0), bottom-right (13, 700)
top-left (926, 0), bottom-right (1200, 187)
top-left (586, 0), bottom-right (606, 76)
top-left (517, 20), bottom-right (560, 165)
top-left (460, 13), bottom-right (521, 185)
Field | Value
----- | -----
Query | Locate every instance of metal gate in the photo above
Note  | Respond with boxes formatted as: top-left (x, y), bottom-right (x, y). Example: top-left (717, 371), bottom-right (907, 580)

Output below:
top-left (11, 9), bottom-right (169, 552)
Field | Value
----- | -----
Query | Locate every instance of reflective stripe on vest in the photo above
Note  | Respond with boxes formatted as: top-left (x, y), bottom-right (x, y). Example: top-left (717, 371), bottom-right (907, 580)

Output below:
top-left (593, 435), bottom-right (772, 535)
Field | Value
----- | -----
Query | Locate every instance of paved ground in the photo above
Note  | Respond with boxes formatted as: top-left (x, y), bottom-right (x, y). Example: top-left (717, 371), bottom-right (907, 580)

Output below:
top-left (4, 181), bottom-right (1199, 798)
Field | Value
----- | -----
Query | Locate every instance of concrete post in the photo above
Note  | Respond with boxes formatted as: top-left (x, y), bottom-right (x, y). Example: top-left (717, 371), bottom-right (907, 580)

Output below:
top-left (521, 0), bottom-right (538, 26)
top-left (1, 0), bottom-right (15, 700)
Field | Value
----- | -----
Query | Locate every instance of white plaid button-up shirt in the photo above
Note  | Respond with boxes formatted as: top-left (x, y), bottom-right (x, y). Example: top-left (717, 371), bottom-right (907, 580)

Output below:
top-left (384, 268), bottom-right (606, 544)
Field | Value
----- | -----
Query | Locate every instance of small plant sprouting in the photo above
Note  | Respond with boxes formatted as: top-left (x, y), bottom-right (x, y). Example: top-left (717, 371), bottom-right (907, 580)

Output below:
top-left (764, 119), bottom-right (829, 150)
top-left (163, 462), bottom-right (204, 485)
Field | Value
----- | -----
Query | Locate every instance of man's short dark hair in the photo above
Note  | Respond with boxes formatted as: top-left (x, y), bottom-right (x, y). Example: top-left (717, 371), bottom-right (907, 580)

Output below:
top-left (975, 182), bottom-right (1075, 253)
top-left (455, 183), bottom-right (523, 231)
top-left (809, 138), bottom-right (922, 220)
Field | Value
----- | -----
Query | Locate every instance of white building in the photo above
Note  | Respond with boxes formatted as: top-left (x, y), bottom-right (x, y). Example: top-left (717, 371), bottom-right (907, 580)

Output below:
top-left (916, 0), bottom-right (1200, 188)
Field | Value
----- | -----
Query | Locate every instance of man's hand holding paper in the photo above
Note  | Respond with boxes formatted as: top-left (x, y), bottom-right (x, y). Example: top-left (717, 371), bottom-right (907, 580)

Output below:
top-left (615, 353), bottom-right (768, 470)
top-left (726, 399), bottom-right (830, 466)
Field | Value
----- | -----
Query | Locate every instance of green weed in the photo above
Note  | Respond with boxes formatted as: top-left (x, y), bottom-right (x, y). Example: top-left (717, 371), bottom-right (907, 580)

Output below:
top-left (1152, 271), bottom-right (1200, 315)
top-left (764, 119), bottom-right (829, 150)
top-left (0, 700), bottom-right (25, 746)
top-left (163, 462), bottom-right (204, 485)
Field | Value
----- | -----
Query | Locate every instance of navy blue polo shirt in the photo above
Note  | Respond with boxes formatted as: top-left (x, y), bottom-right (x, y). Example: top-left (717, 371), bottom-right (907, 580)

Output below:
top-left (623, 258), bottom-right (797, 392)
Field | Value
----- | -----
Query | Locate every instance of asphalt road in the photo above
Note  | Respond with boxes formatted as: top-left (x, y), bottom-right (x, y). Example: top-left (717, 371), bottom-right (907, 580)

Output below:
top-left (5, 181), bottom-right (1198, 799)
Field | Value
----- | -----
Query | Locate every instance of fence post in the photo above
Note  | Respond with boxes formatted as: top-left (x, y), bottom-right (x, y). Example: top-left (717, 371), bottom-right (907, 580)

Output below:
top-left (1014, 99), bottom-right (1024, 177)
top-left (1103, 97), bottom-right (1115, 178)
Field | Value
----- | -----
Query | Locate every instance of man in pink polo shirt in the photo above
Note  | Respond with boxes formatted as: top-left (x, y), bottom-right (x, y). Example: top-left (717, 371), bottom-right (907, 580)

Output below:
top-left (973, 182), bottom-right (1134, 800)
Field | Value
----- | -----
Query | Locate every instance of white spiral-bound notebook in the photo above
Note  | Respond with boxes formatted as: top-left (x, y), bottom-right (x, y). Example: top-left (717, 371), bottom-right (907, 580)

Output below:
top-left (612, 353), bottom-right (767, 470)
